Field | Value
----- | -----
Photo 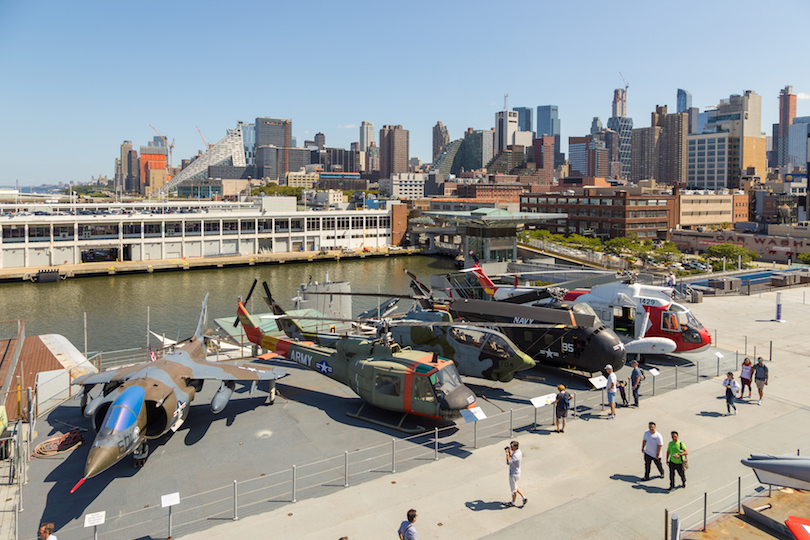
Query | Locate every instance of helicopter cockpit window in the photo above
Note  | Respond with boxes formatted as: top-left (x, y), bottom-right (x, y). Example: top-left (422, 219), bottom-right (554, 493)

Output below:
top-left (450, 327), bottom-right (486, 348)
top-left (413, 376), bottom-right (436, 402)
top-left (482, 335), bottom-right (513, 359)
top-left (572, 303), bottom-right (598, 318)
top-left (374, 373), bottom-right (401, 396)
top-left (431, 366), bottom-right (462, 397)
top-left (661, 312), bottom-right (679, 331)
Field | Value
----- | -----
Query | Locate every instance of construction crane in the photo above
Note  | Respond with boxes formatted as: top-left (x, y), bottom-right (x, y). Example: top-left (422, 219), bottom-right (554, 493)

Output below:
top-left (196, 126), bottom-right (211, 151)
top-left (149, 125), bottom-right (175, 170)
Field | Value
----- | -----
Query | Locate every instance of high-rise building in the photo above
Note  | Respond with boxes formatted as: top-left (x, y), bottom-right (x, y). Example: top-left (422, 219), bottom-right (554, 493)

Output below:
top-left (648, 105), bottom-right (689, 185)
top-left (432, 121), bottom-right (450, 161)
top-left (115, 141), bottom-right (135, 192)
top-left (379, 125), bottom-right (409, 180)
top-left (532, 136), bottom-right (555, 184)
top-left (677, 89), bottom-right (692, 113)
top-left (360, 121), bottom-right (374, 152)
top-left (607, 88), bottom-right (633, 179)
top-left (537, 105), bottom-right (564, 168)
top-left (568, 135), bottom-right (608, 177)
top-left (787, 117), bottom-right (810, 171)
top-left (775, 85), bottom-right (797, 170)
top-left (495, 110), bottom-right (519, 154)
top-left (314, 132), bottom-right (326, 151)
top-left (590, 117), bottom-right (603, 135)
top-left (255, 117), bottom-right (292, 179)
top-left (451, 130), bottom-right (494, 175)
top-left (366, 142), bottom-right (380, 172)
top-left (631, 127), bottom-right (662, 182)
top-left (686, 133), bottom-right (734, 190)
top-left (512, 107), bottom-right (533, 135)
top-left (162, 124), bottom-right (249, 193)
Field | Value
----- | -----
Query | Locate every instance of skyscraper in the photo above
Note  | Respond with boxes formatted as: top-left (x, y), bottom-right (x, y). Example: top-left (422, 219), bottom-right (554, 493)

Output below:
top-left (495, 110), bottom-right (519, 154)
top-left (379, 125), bottom-right (409, 180)
top-left (677, 89), bottom-right (692, 113)
top-left (775, 85), bottom-right (797, 170)
top-left (537, 105), bottom-right (564, 168)
top-left (255, 117), bottom-right (292, 179)
top-left (634, 105), bottom-right (688, 185)
top-left (432, 121), bottom-right (449, 161)
top-left (314, 132), bottom-right (325, 150)
top-left (512, 107), bottom-right (533, 135)
top-left (568, 136), bottom-right (608, 177)
top-left (607, 89), bottom-right (633, 179)
top-left (590, 117), bottom-right (603, 135)
top-left (360, 121), bottom-right (374, 153)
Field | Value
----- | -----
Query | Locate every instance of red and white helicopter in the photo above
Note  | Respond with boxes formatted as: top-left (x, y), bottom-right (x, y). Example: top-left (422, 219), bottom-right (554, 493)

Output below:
top-left (463, 253), bottom-right (711, 355)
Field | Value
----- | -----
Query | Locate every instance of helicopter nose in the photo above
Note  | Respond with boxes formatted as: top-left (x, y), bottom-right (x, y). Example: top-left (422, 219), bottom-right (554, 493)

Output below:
top-left (84, 445), bottom-right (120, 479)
top-left (439, 386), bottom-right (477, 418)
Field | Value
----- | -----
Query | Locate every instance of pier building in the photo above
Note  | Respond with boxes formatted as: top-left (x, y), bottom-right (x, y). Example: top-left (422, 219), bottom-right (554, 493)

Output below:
top-left (0, 198), bottom-right (403, 269)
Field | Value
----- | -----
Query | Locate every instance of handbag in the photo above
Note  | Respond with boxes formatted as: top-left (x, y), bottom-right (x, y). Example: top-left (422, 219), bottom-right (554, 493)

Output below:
top-left (680, 442), bottom-right (689, 470)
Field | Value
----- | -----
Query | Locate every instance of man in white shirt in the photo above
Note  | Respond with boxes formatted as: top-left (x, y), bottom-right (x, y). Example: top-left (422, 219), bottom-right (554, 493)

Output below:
top-left (641, 422), bottom-right (665, 481)
top-left (606, 364), bottom-right (618, 419)
top-left (38, 523), bottom-right (57, 540)
top-left (504, 440), bottom-right (527, 507)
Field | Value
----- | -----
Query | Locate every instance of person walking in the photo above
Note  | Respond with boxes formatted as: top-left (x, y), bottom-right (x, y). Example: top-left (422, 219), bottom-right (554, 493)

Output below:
top-left (666, 431), bottom-right (688, 490)
top-left (641, 422), bottom-right (665, 481)
top-left (754, 357), bottom-right (769, 405)
top-left (38, 523), bottom-right (57, 540)
top-left (397, 509), bottom-right (417, 540)
top-left (554, 384), bottom-right (572, 433)
top-left (630, 359), bottom-right (645, 407)
top-left (723, 372), bottom-right (740, 415)
top-left (739, 357), bottom-right (753, 399)
top-left (504, 441), bottom-right (527, 507)
top-left (606, 364), bottom-right (618, 419)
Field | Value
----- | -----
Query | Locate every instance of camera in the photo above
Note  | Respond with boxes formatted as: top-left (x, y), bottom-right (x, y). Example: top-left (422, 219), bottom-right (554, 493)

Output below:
top-left (504, 446), bottom-right (509, 451)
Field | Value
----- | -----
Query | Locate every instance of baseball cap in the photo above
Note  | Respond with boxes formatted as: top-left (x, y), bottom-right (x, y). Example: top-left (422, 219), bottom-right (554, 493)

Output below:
top-left (605, 364), bottom-right (613, 371)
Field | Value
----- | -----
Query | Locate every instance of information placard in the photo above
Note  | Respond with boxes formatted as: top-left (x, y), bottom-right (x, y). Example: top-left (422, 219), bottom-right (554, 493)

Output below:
top-left (84, 511), bottom-right (106, 528)
top-left (589, 375), bottom-right (608, 389)
top-left (530, 393), bottom-right (558, 408)
top-left (161, 492), bottom-right (181, 508)
top-left (648, 368), bottom-right (660, 377)
top-left (459, 406), bottom-right (487, 423)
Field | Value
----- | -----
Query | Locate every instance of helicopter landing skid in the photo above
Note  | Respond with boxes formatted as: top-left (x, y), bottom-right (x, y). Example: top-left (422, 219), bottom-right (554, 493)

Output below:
top-left (346, 403), bottom-right (426, 434)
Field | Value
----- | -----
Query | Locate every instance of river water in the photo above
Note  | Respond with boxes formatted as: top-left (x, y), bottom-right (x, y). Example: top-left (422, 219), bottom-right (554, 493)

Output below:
top-left (0, 255), bottom-right (457, 353)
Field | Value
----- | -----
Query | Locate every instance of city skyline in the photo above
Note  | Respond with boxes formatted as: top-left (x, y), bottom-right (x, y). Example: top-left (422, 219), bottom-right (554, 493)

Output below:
top-left (1, 0), bottom-right (810, 186)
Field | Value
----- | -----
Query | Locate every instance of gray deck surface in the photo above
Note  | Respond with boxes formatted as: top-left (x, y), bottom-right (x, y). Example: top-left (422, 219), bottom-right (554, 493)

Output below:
top-left (9, 288), bottom-right (810, 539)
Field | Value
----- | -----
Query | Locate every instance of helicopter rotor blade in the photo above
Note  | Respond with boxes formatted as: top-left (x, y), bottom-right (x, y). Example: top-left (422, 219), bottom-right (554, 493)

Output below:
top-left (234, 279), bottom-right (259, 328)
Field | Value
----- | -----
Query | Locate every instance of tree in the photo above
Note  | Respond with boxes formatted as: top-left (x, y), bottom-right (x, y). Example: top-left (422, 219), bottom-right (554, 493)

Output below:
top-left (604, 237), bottom-right (636, 255)
top-left (655, 241), bottom-right (682, 263)
top-left (798, 253), bottom-right (810, 265)
top-left (706, 243), bottom-right (758, 264)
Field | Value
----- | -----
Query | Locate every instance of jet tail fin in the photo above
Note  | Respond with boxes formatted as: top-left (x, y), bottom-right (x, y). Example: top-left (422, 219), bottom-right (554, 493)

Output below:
top-left (194, 293), bottom-right (210, 342)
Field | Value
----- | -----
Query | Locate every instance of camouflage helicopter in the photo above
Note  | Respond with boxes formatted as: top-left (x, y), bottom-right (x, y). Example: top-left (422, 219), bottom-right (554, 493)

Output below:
top-left (252, 281), bottom-right (535, 383)
top-left (235, 284), bottom-right (478, 432)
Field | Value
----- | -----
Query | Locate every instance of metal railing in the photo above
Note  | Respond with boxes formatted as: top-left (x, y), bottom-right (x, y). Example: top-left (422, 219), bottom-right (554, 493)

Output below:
top-left (520, 239), bottom-right (629, 270)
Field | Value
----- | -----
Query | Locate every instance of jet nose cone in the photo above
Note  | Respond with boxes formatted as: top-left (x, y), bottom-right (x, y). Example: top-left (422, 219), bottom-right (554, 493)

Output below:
top-left (85, 445), bottom-right (120, 479)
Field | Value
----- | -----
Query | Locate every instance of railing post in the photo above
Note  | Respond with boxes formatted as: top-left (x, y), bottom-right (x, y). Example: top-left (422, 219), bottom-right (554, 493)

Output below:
top-left (391, 439), bottom-right (396, 473)
top-left (572, 393), bottom-right (577, 418)
top-left (434, 427), bottom-right (439, 461)
top-left (735, 351), bottom-right (738, 371)
top-left (737, 476), bottom-right (741, 514)
top-left (769, 341), bottom-right (772, 362)
top-left (653, 375), bottom-right (656, 396)
top-left (696, 361), bottom-right (700, 383)
top-left (703, 491), bottom-right (709, 531)
top-left (233, 480), bottom-right (238, 520)
top-left (474, 420), bottom-right (478, 449)
top-left (291, 465), bottom-right (297, 503)
top-left (675, 365), bottom-right (678, 389)
top-left (344, 451), bottom-right (349, 487)
top-left (664, 508), bottom-right (669, 540)
top-left (509, 408), bottom-right (513, 438)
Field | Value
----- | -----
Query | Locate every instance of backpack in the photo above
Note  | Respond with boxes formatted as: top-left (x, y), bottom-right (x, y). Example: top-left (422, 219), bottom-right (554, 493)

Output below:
top-left (560, 392), bottom-right (570, 411)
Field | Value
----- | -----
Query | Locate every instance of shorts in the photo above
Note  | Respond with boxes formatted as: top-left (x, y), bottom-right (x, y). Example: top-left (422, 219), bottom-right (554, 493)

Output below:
top-left (607, 391), bottom-right (617, 404)
top-left (556, 408), bottom-right (568, 419)
top-left (755, 379), bottom-right (766, 390)
top-left (509, 473), bottom-right (520, 493)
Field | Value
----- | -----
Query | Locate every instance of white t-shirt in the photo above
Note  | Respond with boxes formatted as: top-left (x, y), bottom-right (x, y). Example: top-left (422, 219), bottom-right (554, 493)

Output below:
top-left (607, 372), bottom-right (617, 392)
top-left (509, 449), bottom-right (522, 476)
top-left (643, 430), bottom-right (664, 458)
top-left (741, 364), bottom-right (753, 379)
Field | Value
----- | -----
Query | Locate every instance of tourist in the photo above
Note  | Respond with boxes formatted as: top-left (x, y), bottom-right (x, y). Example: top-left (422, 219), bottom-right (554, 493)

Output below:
top-left (723, 372), bottom-right (740, 416)
top-left (630, 359), bottom-right (645, 407)
top-left (754, 357), bottom-right (769, 405)
top-left (641, 422), bottom-right (665, 481)
top-left (504, 441), bottom-right (527, 507)
top-left (606, 364), bottom-right (617, 419)
top-left (666, 431), bottom-right (688, 490)
top-left (739, 357), bottom-right (753, 399)
top-left (38, 523), bottom-right (57, 540)
top-left (554, 384), bottom-right (572, 433)
top-left (397, 509), bottom-right (417, 540)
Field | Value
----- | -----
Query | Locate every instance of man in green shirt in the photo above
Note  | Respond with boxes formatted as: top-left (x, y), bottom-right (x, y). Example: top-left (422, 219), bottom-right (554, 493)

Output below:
top-left (666, 431), bottom-right (688, 491)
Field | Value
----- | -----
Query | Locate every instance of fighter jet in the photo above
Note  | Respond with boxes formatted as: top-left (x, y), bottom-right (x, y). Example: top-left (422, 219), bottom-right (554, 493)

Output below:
top-left (69, 293), bottom-right (286, 492)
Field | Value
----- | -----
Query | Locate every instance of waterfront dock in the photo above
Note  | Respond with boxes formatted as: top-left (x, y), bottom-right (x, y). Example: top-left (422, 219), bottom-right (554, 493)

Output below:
top-left (0, 247), bottom-right (421, 283)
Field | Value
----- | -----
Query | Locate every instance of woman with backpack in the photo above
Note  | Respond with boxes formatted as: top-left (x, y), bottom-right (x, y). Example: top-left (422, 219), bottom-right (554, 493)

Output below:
top-left (554, 384), bottom-right (572, 433)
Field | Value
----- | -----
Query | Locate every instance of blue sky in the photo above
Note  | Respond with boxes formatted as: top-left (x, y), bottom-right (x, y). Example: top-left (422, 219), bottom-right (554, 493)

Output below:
top-left (1, 0), bottom-right (809, 187)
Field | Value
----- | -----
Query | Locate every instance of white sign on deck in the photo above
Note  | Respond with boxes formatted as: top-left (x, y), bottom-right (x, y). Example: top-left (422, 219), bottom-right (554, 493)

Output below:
top-left (530, 393), bottom-right (558, 408)
top-left (84, 511), bottom-right (106, 528)
top-left (589, 375), bottom-right (608, 389)
top-left (161, 492), bottom-right (181, 508)
top-left (460, 406), bottom-right (487, 423)
top-left (648, 368), bottom-right (660, 377)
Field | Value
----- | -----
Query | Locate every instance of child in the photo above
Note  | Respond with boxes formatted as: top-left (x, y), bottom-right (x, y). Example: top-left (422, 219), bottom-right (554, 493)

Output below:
top-left (618, 379), bottom-right (629, 407)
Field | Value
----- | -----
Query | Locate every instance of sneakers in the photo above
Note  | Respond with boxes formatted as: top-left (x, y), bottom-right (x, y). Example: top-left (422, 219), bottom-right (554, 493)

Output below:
top-left (682, 482), bottom-right (686, 488)
top-left (659, 474), bottom-right (665, 479)
top-left (608, 414), bottom-right (615, 420)
top-left (724, 412), bottom-right (731, 416)
top-left (734, 409), bottom-right (737, 415)
top-left (748, 393), bottom-right (752, 398)
top-left (505, 502), bottom-right (515, 507)
top-left (758, 399), bottom-right (762, 405)
top-left (522, 497), bottom-right (528, 506)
